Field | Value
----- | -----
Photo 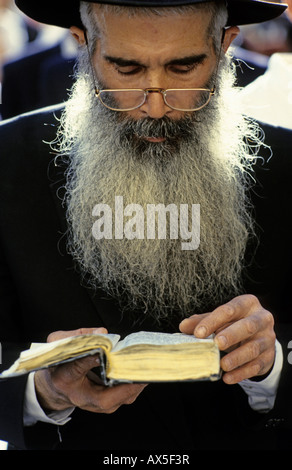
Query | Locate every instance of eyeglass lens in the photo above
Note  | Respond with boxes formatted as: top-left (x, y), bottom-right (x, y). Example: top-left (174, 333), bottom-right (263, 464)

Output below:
top-left (164, 89), bottom-right (211, 111)
top-left (99, 90), bottom-right (145, 110)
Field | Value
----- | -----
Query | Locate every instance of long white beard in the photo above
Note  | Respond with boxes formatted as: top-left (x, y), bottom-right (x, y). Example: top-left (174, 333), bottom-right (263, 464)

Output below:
top-left (53, 52), bottom-right (263, 324)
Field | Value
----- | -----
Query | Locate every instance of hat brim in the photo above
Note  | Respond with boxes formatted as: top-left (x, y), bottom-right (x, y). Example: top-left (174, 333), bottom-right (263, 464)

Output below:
top-left (15, 0), bottom-right (287, 29)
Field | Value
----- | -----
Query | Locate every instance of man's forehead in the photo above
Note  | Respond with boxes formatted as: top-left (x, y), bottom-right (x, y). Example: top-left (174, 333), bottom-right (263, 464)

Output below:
top-left (92, 5), bottom-right (213, 52)
top-left (91, 3), bottom-right (213, 32)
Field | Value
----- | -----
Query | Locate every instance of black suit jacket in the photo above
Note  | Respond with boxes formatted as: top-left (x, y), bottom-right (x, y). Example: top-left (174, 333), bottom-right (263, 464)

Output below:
top-left (0, 105), bottom-right (291, 451)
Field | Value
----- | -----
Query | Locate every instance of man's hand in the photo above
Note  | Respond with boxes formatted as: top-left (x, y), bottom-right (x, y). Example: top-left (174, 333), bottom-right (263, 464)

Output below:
top-left (34, 327), bottom-right (147, 413)
top-left (179, 294), bottom-right (276, 384)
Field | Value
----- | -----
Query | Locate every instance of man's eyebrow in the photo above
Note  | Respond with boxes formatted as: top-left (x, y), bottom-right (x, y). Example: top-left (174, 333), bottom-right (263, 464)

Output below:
top-left (104, 56), bottom-right (143, 67)
top-left (165, 54), bottom-right (207, 67)
top-left (104, 54), bottom-right (207, 68)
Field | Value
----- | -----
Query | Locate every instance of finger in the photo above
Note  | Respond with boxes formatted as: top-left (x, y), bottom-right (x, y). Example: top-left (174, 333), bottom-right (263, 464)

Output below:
top-left (94, 383), bottom-right (148, 413)
top-left (222, 348), bottom-right (275, 384)
top-left (78, 382), bottom-right (148, 414)
top-left (53, 357), bottom-right (147, 410)
top-left (214, 309), bottom-right (274, 351)
top-left (53, 354), bottom-right (102, 384)
top-left (179, 295), bottom-right (258, 337)
top-left (220, 334), bottom-right (274, 372)
top-left (179, 314), bottom-right (209, 335)
top-left (194, 295), bottom-right (259, 339)
top-left (47, 327), bottom-right (108, 342)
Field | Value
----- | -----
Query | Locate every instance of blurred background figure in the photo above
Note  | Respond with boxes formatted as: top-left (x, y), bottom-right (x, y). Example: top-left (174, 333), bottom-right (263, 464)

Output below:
top-left (238, 0), bottom-right (292, 129)
top-left (0, 0), bottom-right (39, 84)
top-left (232, 2), bottom-right (292, 84)
top-left (1, 29), bottom-right (77, 119)
top-left (0, 0), bottom-right (38, 65)
top-left (0, 1), bottom-right (77, 120)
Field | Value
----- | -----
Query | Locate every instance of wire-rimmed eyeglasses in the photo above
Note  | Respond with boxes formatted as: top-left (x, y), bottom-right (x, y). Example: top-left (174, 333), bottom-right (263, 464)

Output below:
top-left (94, 86), bottom-right (215, 112)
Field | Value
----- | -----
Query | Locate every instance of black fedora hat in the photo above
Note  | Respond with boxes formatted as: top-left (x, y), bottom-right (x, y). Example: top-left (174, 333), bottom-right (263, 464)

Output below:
top-left (15, 0), bottom-right (287, 29)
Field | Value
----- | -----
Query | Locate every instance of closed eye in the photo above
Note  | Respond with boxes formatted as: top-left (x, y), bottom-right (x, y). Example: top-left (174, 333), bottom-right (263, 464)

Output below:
top-left (167, 54), bottom-right (207, 75)
top-left (116, 66), bottom-right (144, 76)
top-left (168, 64), bottom-right (200, 75)
top-left (105, 55), bottom-right (144, 76)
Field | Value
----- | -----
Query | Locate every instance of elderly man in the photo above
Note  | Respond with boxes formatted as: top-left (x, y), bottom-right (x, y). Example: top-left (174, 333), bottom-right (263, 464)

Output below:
top-left (0, 0), bottom-right (291, 452)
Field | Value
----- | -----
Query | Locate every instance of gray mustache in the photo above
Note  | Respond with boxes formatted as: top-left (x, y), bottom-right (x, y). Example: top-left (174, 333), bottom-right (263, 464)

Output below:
top-left (118, 115), bottom-right (196, 140)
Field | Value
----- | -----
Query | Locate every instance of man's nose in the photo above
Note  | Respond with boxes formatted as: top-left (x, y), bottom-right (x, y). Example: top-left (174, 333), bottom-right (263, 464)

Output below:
top-left (140, 90), bottom-right (171, 119)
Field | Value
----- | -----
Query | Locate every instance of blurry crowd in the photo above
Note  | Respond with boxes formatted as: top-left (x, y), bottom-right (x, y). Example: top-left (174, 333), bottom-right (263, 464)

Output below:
top-left (0, 0), bottom-right (291, 128)
top-left (0, 0), bottom-right (77, 120)
top-left (234, 0), bottom-right (292, 129)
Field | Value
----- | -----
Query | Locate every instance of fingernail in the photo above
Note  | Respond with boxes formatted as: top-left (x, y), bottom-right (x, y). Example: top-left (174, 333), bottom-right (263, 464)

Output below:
top-left (222, 357), bottom-right (232, 371)
top-left (180, 316), bottom-right (195, 325)
top-left (223, 374), bottom-right (233, 384)
top-left (215, 335), bottom-right (227, 349)
top-left (195, 326), bottom-right (207, 337)
top-left (93, 328), bottom-right (107, 334)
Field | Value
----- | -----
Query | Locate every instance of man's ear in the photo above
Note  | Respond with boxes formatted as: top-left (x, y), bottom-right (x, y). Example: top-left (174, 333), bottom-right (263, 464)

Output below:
top-left (222, 26), bottom-right (240, 53)
top-left (70, 26), bottom-right (86, 46)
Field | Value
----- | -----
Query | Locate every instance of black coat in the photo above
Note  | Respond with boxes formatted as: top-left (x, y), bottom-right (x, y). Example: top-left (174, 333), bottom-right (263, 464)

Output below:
top-left (0, 105), bottom-right (291, 451)
top-left (1, 46), bottom-right (76, 120)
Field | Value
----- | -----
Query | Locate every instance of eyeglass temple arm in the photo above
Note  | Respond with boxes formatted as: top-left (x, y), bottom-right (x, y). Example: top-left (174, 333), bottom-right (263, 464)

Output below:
top-left (209, 27), bottom-right (227, 94)
top-left (84, 29), bottom-right (101, 95)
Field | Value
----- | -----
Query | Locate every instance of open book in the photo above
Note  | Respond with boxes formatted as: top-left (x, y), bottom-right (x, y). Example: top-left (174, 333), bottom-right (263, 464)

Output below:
top-left (0, 331), bottom-right (221, 385)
